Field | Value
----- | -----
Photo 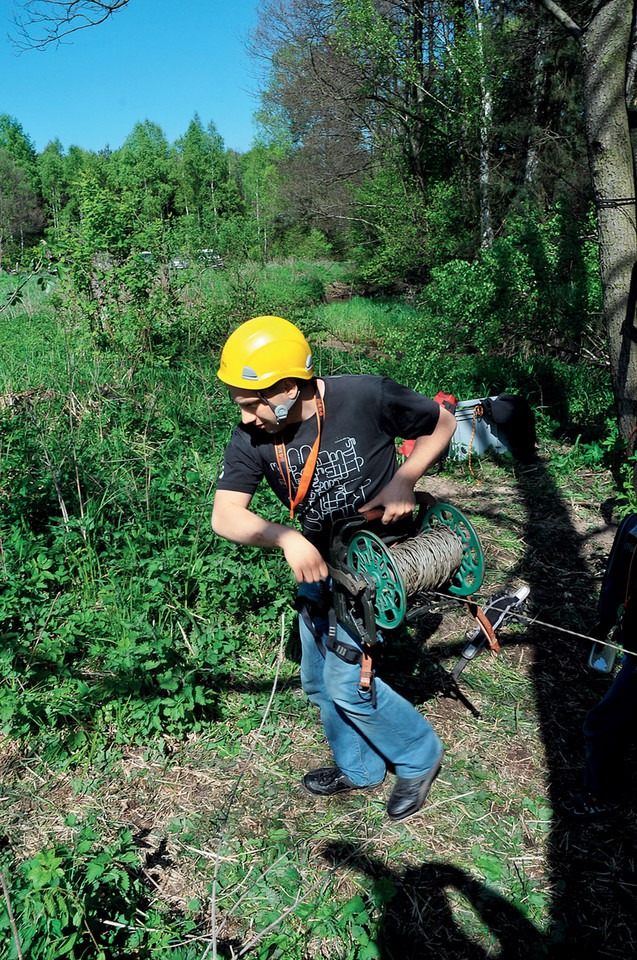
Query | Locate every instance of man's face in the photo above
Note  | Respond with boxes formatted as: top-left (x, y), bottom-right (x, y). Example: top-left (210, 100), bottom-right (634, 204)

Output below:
top-left (229, 382), bottom-right (297, 434)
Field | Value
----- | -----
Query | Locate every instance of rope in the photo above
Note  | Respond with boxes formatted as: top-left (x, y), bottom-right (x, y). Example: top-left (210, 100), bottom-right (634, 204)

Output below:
top-left (426, 588), bottom-right (637, 659)
top-left (595, 196), bottom-right (636, 209)
top-left (390, 526), bottom-right (464, 594)
top-left (467, 404), bottom-right (484, 483)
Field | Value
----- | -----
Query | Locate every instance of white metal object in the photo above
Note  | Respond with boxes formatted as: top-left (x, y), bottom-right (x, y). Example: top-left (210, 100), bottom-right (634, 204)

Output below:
top-left (449, 397), bottom-right (511, 460)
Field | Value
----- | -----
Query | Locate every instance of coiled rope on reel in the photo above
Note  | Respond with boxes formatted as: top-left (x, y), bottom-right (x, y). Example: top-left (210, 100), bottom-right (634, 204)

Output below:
top-left (345, 503), bottom-right (484, 630)
top-left (391, 526), bottom-right (464, 594)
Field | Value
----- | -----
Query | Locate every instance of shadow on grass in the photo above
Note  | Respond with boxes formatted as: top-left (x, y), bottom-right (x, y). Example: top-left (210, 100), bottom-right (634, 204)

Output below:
top-left (514, 458), bottom-right (637, 959)
top-left (325, 454), bottom-right (636, 958)
top-left (323, 841), bottom-right (549, 959)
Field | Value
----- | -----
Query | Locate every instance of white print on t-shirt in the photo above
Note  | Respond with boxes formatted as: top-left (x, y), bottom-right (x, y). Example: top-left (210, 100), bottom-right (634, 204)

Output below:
top-left (270, 435), bottom-right (371, 531)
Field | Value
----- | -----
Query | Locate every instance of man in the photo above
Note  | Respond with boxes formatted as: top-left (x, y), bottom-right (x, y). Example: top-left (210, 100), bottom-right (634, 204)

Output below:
top-left (561, 514), bottom-right (637, 820)
top-left (212, 315), bottom-right (457, 820)
top-left (561, 602), bottom-right (637, 819)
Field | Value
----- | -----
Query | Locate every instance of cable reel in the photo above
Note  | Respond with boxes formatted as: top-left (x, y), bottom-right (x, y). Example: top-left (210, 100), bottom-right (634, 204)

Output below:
top-left (344, 502), bottom-right (484, 631)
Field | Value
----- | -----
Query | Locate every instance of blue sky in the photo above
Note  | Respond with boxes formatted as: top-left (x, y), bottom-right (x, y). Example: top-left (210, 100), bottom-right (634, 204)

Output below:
top-left (1, 0), bottom-right (262, 155)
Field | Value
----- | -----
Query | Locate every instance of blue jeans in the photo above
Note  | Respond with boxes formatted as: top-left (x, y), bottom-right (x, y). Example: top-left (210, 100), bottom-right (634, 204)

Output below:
top-left (298, 584), bottom-right (443, 786)
top-left (584, 653), bottom-right (637, 799)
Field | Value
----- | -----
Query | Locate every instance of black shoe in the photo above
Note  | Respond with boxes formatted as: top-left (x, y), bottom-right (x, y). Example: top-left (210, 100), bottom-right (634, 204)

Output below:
top-left (559, 790), bottom-right (620, 820)
top-left (303, 767), bottom-right (372, 797)
top-left (387, 756), bottom-right (443, 821)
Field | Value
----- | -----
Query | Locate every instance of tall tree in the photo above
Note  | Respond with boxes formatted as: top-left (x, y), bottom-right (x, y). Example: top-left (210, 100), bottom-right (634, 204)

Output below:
top-left (241, 142), bottom-right (286, 260)
top-left (174, 115), bottom-right (228, 240)
top-left (540, 0), bottom-right (637, 465)
top-left (0, 148), bottom-right (46, 268)
top-left (37, 138), bottom-right (66, 240)
top-left (114, 120), bottom-right (176, 224)
top-left (0, 114), bottom-right (39, 189)
top-left (252, 0), bottom-right (371, 238)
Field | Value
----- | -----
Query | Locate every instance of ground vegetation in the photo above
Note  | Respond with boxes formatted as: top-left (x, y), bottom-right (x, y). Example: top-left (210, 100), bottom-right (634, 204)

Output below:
top-left (0, 258), bottom-right (635, 957)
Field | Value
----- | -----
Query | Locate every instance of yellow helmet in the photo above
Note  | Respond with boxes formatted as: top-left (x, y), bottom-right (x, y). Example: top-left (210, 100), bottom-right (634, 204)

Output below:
top-left (217, 316), bottom-right (314, 390)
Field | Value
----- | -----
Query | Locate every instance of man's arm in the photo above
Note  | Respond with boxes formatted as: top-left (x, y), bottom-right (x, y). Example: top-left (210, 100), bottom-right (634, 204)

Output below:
top-left (212, 489), bottom-right (328, 584)
top-left (360, 405), bottom-right (457, 524)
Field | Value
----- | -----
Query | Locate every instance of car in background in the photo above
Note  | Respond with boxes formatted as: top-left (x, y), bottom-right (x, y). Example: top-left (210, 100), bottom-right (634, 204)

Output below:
top-left (198, 249), bottom-right (224, 267)
top-left (169, 255), bottom-right (191, 270)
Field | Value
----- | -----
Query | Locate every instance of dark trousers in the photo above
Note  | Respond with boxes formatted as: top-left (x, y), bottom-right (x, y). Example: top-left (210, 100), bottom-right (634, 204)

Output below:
top-left (584, 653), bottom-right (637, 799)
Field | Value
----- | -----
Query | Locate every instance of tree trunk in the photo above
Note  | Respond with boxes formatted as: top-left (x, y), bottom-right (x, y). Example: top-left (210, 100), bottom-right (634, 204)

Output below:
top-left (542, 0), bottom-right (637, 456)
top-left (210, 173), bottom-right (218, 235)
top-left (581, 1), bottom-right (637, 447)
top-left (524, 12), bottom-right (551, 193)
top-left (473, 0), bottom-right (494, 249)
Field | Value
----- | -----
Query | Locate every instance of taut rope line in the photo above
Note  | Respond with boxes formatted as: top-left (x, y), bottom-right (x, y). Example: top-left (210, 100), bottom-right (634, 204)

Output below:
top-left (426, 588), bottom-right (637, 660)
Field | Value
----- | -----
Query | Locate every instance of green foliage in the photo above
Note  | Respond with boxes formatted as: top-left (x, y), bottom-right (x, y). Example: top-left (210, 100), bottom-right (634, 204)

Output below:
top-left (0, 819), bottom-right (201, 958)
top-left (0, 114), bottom-right (38, 187)
top-left (352, 168), bottom-right (472, 286)
top-left (417, 203), bottom-right (602, 360)
top-left (346, 201), bottom-right (607, 428)
top-left (114, 120), bottom-right (176, 222)
top-left (57, 169), bottom-right (187, 352)
top-left (0, 147), bottom-right (45, 270)
top-left (0, 322), bottom-right (298, 755)
top-left (277, 227), bottom-right (334, 262)
top-left (173, 114), bottom-right (235, 247)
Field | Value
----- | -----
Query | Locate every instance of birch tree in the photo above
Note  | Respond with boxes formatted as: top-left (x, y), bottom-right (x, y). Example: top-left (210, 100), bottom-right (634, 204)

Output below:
top-left (472, 0), bottom-right (493, 248)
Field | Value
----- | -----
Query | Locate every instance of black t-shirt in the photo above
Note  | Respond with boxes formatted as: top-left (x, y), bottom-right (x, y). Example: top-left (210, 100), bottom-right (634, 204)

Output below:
top-left (216, 374), bottom-right (440, 556)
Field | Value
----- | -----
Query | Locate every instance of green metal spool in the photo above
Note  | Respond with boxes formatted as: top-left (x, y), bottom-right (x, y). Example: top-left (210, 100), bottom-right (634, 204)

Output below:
top-left (346, 502), bottom-right (484, 629)
top-left (419, 502), bottom-right (484, 598)
top-left (346, 530), bottom-right (407, 629)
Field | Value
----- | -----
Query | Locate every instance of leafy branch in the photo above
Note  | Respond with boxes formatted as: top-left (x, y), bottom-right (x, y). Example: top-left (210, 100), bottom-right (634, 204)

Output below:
top-left (0, 258), bottom-right (43, 316)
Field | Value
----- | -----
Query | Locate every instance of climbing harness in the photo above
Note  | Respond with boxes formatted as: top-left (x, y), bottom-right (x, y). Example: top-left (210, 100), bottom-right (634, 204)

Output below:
top-left (295, 587), bottom-right (379, 707)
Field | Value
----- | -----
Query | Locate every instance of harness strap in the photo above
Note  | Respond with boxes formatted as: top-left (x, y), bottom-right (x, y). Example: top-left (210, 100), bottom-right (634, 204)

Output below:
top-left (297, 599), bottom-right (377, 707)
top-left (465, 600), bottom-right (501, 654)
top-left (358, 647), bottom-right (375, 703)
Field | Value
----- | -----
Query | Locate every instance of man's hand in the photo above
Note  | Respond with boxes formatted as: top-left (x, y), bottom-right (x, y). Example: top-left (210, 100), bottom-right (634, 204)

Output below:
top-left (212, 489), bottom-right (327, 584)
top-left (359, 473), bottom-right (417, 525)
top-left (279, 528), bottom-right (329, 583)
top-left (357, 408), bottom-right (456, 526)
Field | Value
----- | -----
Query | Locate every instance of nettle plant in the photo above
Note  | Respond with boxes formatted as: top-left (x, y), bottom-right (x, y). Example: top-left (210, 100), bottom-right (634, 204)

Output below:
top-left (0, 817), bottom-right (201, 959)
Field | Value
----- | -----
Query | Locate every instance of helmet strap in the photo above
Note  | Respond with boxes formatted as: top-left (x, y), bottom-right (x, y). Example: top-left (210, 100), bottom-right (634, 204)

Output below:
top-left (258, 386), bottom-right (301, 426)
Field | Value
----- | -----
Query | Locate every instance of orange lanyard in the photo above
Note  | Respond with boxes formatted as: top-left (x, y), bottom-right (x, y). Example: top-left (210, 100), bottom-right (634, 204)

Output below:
top-left (274, 389), bottom-right (325, 519)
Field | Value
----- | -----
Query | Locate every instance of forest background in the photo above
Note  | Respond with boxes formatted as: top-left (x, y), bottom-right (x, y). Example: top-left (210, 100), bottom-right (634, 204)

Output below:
top-left (1, 1), bottom-right (636, 958)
